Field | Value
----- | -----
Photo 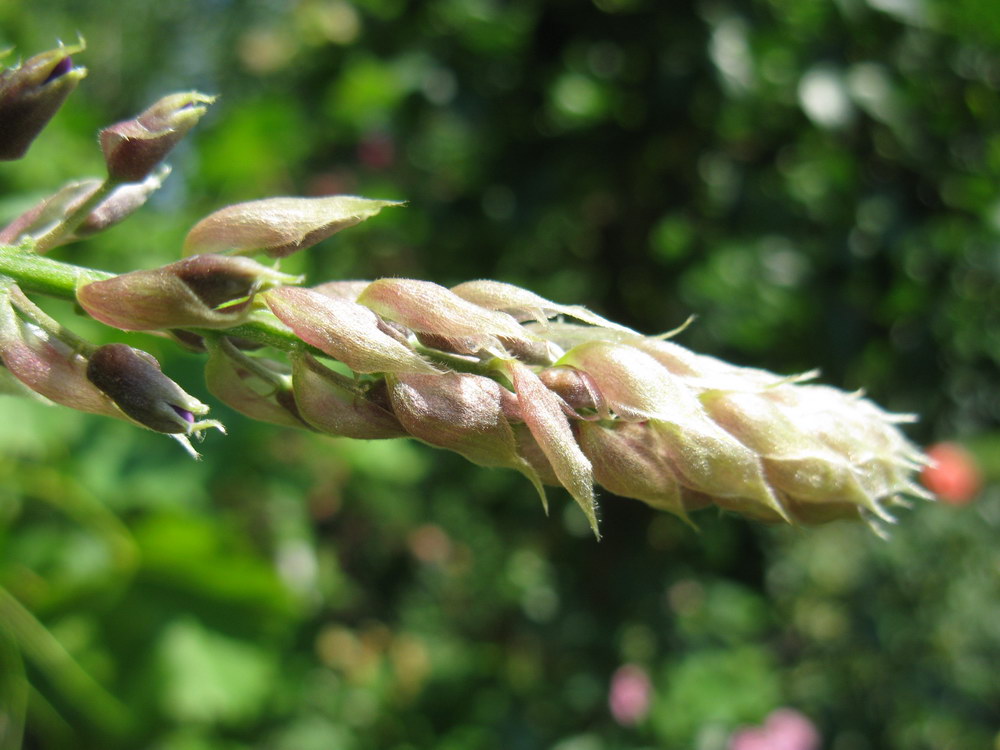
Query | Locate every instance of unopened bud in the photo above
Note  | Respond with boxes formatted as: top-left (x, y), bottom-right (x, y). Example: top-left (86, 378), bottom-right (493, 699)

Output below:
top-left (557, 341), bottom-right (790, 522)
top-left (0, 168), bottom-right (168, 248)
top-left (577, 420), bottom-right (692, 524)
top-left (100, 92), bottom-right (214, 182)
top-left (183, 196), bottom-right (403, 258)
top-left (357, 279), bottom-right (532, 356)
top-left (204, 342), bottom-right (308, 429)
top-left (0, 179), bottom-right (100, 245)
top-left (0, 285), bottom-right (119, 417)
top-left (503, 359), bottom-right (598, 536)
top-left (388, 371), bottom-right (547, 506)
top-left (77, 254), bottom-right (298, 330)
top-left (264, 286), bottom-right (437, 375)
top-left (292, 354), bottom-right (406, 439)
top-left (72, 167), bottom-right (170, 239)
top-left (451, 279), bottom-right (636, 334)
top-left (86, 343), bottom-right (223, 455)
top-left (0, 39), bottom-right (87, 160)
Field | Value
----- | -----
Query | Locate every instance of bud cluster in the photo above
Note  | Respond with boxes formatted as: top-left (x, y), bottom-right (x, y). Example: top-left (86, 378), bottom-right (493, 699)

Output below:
top-left (236, 278), bottom-right (925, 536)
top-left (0, 40), bottom-right (929, 537)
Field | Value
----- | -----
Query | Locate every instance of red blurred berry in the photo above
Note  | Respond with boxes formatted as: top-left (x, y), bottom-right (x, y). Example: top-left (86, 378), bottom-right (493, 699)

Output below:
top-left (922, 442), bottom-right (982, 506)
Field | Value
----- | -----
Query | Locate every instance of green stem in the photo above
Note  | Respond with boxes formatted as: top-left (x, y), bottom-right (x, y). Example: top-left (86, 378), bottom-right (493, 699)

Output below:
top-left (0, 587), bottom-right (130, 735)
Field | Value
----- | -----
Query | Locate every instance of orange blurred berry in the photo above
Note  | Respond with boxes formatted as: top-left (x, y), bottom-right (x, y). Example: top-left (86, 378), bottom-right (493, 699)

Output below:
top-left (922, 442), bottom-right (982, 506)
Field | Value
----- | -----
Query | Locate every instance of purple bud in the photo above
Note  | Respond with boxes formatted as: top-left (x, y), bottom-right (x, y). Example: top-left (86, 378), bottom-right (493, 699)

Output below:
top-left (99, 92), bottom-right (214, 182)
top-left (0, 40), bottom-right (87, 160)
top-left (84, 344), bottom-right (224, 459)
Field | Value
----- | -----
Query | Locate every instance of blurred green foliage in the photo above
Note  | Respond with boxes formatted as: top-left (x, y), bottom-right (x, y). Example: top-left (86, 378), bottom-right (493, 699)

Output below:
top-left (2, 0), bottom-right (1000, 748)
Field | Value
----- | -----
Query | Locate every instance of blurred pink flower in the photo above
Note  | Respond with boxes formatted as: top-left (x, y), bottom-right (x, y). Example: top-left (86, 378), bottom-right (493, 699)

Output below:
top-left (729, 708), bottom-right (820, 750)
top-left (608, 664), bottom-right (652, 726)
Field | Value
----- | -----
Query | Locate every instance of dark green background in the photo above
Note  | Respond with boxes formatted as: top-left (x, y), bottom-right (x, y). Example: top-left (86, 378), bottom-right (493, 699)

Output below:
top-left (1, 1), bottom-right (998, 748)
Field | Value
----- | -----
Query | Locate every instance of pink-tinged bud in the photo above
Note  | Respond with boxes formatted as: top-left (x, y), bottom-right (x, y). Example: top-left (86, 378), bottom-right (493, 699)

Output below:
top-left (99, 92), bottom-right (214, 182)
top-left (264, 286), bottom-right (437, 375)
top-left (292, 354), bottom-right (406, 439)
top-left (311, 280), bottom-right (372, 301)
top-left (85, 343), bottom-right (223, 456)
top-left (451, 279), bottom-right (637, 334)
top-left (357, 279), bottom-right (533, 356)
top-left (388, 372), bottom-right (547, 508)
top-left (557, 340), bottom-right (698, 422)
top-left (538, 366), bottom-right (604, 415)
top-left (182, 196), bottom-right (403, 258)
top-left (0, 168), bottom-right (168, 248)
top-left (0, 40), bottom-right (87, 160)
top-left (0, 286), bottom-right (119, 417)
top-left (204, 343), bottom-right (309, 429)
top-left (72, 167), bottom-right (170, 239)
top-left (0, 178), bottom-right (100, 245)
top-left (503, 359), bottom-right (598, 536)
top-left (577, 421), bottom-right (692, 524)
top-left (77, 254), bottom-right (298, 331)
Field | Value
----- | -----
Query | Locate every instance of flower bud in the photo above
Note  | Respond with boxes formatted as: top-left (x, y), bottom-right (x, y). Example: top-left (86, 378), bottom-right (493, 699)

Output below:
top-left (0, 178), bottom-right (101, 245)
top-left (292, 354), bottom-right (406, 439)
top-left (0, 285), bottom-right (119, 416)
top-left (451, 279), bottom-right (636, 333)
top-left (577, 420), bottom-right (692, 524)
top-left (311, 280), bottom-right (372, 301)
top-left (556, 342), bottom-right (790, 521)
top-left (357, 279), bottom-right (533, 356)
top-left (388, 371), bottom-right (547, 506)
top-left (86, 343), bottom-right (224, 456)
top-left (100, 92), bottom-right (214, 182)
top-left (0, 40), bottom-right (87, 160)
top-left (265, 286), bottom-right (437, 375)
top-left (503, 359), bottom-right (598, 536)
top-left (77, 254), bottom-right (298, 330)
top-left (71, 167), bottom-right (170, 239)
top-left (0, 168), bottom-right (168, 248)
top-left (700, 388), bottom-right (895, 522)
top-left (204, 343), bottom-right (309, 429)
top-left (182, 196), bottom-right (403, 258)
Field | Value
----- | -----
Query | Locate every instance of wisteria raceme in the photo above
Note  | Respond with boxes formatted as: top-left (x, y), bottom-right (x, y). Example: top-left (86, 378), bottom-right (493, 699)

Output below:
top-left (65, 257), bottom-right (934, 536)
top-left (78, 257), bottom-right (929, 536)
top-left (0, 43), bottom-right (929, 537)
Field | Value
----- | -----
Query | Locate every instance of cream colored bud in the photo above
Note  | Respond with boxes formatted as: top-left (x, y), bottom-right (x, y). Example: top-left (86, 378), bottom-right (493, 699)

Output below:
top-left (183, 196), bottom-right (403, 258)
